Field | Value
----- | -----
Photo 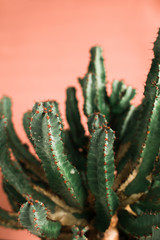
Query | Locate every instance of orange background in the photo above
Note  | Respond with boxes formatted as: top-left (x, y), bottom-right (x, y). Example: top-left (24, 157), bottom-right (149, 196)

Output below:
top-left (0, 0), bottom-right (160, 239)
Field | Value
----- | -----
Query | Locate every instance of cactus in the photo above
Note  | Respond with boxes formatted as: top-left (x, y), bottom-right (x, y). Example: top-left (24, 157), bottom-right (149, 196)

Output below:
top-left (1, 29), bottom-right (160, 240)
top-left (71, 226), bottom-right (89, 240)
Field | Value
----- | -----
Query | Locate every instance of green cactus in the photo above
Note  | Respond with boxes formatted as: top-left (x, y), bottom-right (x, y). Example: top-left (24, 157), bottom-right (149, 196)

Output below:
top-left (1, 29), bottom-right (160, 240)
top-left (19, 198), bottom-right (61, 238)
top-left (71, 226), bottom-right (89, 240)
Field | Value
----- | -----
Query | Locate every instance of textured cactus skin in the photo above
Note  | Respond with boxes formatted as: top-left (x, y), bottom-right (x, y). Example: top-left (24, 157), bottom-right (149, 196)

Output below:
top-left (1, 30), bottom-right (160, 240)
top-left (71, 226), bottom-right (89, 240)
top-left (19, 199), bottom-right (61, 238)
top-left (87, 115), bottom-right (119, 232)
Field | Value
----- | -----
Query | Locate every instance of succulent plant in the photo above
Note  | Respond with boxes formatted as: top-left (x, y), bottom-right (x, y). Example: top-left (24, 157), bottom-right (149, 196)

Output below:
top-left (1, 29), bottom-right (160, 240)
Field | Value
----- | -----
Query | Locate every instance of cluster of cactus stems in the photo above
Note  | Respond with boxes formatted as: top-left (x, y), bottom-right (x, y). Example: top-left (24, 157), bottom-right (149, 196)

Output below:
top-left (1, 29), bottom-right (160, 240)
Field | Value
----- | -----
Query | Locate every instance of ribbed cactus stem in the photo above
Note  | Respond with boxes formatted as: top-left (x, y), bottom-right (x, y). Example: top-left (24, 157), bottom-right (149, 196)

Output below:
top-left (19, 198), bottom-right (61, 238)
top-left (72, 226), bottom-right (89, 240)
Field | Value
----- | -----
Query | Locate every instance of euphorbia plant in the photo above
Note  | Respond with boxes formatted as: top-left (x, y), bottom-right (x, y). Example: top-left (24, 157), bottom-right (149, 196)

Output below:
top-left (1, 29), bottom-right (160, 240)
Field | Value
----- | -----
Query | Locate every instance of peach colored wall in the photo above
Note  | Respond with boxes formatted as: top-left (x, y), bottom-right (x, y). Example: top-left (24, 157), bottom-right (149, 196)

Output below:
top-left (0, 0), bottom-right (160, 239)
